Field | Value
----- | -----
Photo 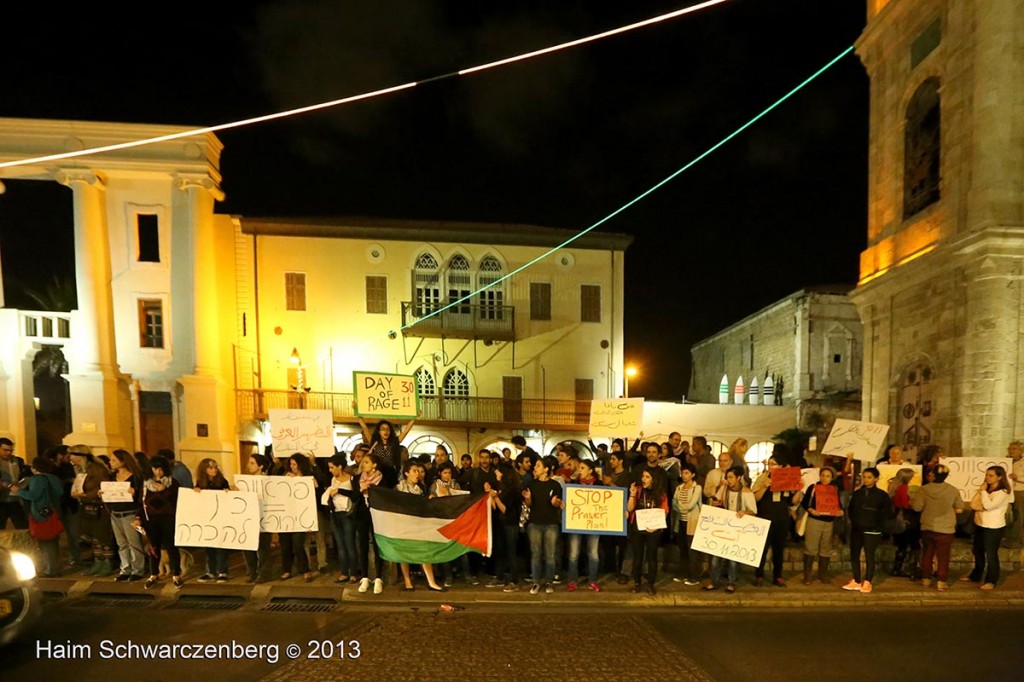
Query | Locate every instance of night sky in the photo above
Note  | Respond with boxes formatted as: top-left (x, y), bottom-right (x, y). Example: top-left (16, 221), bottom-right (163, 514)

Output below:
top-left (0, 0), bottom-right (868, 400)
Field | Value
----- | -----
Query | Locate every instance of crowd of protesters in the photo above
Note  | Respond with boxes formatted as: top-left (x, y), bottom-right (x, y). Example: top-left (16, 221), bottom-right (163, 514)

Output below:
top-left (0, 430), bottom-right (1019, 595)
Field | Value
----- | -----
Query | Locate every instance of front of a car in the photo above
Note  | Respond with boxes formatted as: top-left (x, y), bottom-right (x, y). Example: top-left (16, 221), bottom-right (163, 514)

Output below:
top-left (0, 547), bottom-right (42, 646)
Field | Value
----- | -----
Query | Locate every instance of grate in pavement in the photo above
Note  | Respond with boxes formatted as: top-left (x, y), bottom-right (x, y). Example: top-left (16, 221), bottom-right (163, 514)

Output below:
top-left (165, 596), bottom-right (245, 611)
top-left (260, 598), bottom-right (338, 613)
top-left (71, 595), bottom-right (155, 609)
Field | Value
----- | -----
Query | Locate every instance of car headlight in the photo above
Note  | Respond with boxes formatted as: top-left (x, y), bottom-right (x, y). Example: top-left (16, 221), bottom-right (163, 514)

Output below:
top-left (10, 551), bottom-right (36, 581)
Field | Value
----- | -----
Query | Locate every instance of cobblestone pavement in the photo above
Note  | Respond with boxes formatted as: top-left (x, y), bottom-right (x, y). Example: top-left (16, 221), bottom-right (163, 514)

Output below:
top-left (259, 612), bottom-right (716, 682)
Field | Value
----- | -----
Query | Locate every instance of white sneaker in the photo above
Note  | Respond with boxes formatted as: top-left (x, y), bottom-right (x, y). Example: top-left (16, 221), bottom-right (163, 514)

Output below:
top-left (357, 578), bottom-right (370, 593)
top-left (373, 578), bottom-right (383, 595)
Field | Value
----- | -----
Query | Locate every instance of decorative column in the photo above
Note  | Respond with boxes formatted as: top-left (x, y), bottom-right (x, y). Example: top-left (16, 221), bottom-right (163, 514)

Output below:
top-left (173, 174), bottom-right (235, 475)
top-left (55, 169), bottom-right (133, 453)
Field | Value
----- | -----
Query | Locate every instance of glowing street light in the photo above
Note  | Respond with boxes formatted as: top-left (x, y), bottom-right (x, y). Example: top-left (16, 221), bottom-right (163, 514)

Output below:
top-left (625, 365), bottom-right (638, 398)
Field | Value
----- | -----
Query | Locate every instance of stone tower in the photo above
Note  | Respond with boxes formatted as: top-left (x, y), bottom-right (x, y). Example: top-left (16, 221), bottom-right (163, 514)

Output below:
top-left (852, 0), bottom-right (1024, 458)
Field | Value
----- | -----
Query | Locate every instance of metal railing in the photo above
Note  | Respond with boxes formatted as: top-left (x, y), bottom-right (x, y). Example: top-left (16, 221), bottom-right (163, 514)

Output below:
top-left (236, 389), bottom-right (589, 429)
top-left (400, 302), bottom-right (515, 340)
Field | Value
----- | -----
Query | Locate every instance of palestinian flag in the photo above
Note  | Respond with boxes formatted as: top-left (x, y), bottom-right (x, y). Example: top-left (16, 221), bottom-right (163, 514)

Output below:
top-left (369, 487), bottom-right (492, 564)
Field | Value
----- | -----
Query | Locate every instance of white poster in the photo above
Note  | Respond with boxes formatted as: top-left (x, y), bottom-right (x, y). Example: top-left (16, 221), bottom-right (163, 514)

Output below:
top-left (800, 468), bottom-right (821, 493)
top-left (234, 475), bottom-right (319, 532)
top-left (822, 419), bottom-right (890, 462)
top-left (174, 489), bottom-right (260, 551)
top-left (99, 481), bottom-right (133, 503)
top-left (635, 507), bottom-right (667, 532)
top-left (940, 457), bottom-right (1013, 502)
top-left (71, 473), bottom-right (87, 496)
top-left (691, 504), bottom-right (770, 568)
top-left (589, 398), bottom-right (644, 437)
top-left (269, 409), bottom-right (335, 458)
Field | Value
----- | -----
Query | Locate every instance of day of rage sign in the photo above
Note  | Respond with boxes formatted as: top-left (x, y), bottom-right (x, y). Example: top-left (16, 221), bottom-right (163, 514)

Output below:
top-left (353, 372), bottom-right (419, 419)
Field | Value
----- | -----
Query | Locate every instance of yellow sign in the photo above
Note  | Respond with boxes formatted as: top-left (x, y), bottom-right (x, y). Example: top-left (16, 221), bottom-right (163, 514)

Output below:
top-left (353, 372), bottom-right (419, 419)
top-left (561, 485), bottom-right (627, 536)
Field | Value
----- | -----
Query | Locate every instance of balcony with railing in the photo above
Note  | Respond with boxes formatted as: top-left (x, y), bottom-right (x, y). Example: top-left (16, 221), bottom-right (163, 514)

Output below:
top-left (236, 389), bottom-right (590, 430)
top-left (400, 302), bottom-right (515, 341)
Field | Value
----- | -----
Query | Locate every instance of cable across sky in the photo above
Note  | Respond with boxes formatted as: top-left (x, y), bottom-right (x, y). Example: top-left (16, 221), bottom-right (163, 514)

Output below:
top-left (0, 0), bottom-right (732, 170)
top-left (385, 45), bottom-right (856, 340)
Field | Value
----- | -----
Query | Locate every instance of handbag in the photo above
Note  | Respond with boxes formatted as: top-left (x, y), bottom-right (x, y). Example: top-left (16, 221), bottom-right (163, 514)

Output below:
top-left (30, 510), bottom-right (64, 541)
top-left (795, 509), bottom-right (809, 537)
top-left (519, 501), bottom-right (530, 530)
top-left (81, 501), bottom-right (103, 519)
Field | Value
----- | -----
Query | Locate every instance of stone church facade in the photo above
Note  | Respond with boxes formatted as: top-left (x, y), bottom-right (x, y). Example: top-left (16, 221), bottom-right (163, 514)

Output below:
top-left (853, 0), bottom-right (1024, 458)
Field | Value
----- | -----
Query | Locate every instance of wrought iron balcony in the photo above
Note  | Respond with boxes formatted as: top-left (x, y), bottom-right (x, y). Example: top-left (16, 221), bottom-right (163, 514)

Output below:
top-left (235, 389), bottom-right (589, 430)
top-left (400, 302), bottom-right (515, 341)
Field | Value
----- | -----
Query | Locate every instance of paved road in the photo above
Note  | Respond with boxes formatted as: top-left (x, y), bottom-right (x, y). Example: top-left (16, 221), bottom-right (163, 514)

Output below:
top-left (6, 600), bottom-right (1023, 681)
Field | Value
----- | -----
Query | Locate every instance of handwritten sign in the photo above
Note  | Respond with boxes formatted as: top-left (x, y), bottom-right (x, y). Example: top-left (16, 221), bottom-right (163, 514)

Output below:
top-left (635, 508), bottom-right (668, 532)
top-left (234, 475), bottom-right (319, 532)
top-left (353, 371), bottom-right (418, 419)
top-left (174, 489), bottom-right (259, 551)
top-left (71, 473), bottom-right (87, 496)
top-left (813, 484), bottom-right (841, 516)
top-left (691, 504), bottom-right (770, 568)
top-left (801, 468), bottom-right (821, 493)
top-left (876, 465), bottom-right (922, 493)
top-left (940, 457), bottom-right (1013, 502)
top-left (561, 485), bottom-right (627, 536)
top-left (588, 398), bottom-right (644, 437)
top-left (822, 419), bottom-right (890, 462)
top-left (99, 481), bottom-right (133, 503)
top-left (770, 467), bottom-right (804, 492)
top-left (269, 409), bottom-right (335, 458)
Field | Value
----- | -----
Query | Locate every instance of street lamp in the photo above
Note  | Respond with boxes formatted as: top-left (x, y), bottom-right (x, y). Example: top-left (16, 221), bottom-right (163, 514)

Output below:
top-left (625, 365), bottom-right (638, 398)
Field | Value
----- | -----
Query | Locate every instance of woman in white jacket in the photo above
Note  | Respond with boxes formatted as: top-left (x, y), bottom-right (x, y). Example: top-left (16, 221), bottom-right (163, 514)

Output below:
top-left (964, 466), bottom-right (1012, 590)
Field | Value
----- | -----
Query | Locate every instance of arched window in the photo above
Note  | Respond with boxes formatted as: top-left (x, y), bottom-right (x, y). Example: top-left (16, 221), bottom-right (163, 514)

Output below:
top-left (477, 255), bottom-right (504, 320)
top-left (446, 254), bottom-right (471, 316)
top-left (413, 252), bottom-right (440, 316)
top-left (442, 369), bottom-right (469, 398)
top-left (415, 367), bottom-right (436, 396)
top-left (745, 441), bottom-right (776, 478)
top-left (904, 78), bottom-right (941, 219)
top-left (407, 434), bottom-right (456, 459)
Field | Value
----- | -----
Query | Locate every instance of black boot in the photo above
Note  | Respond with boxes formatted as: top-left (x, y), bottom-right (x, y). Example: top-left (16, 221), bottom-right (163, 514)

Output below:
top-left (890, 549), bottom-right (907, 577)
top-left (906, 549), bottom-right (922, 581)
top-left (818, 556), bottom-right (831, 584)
top-left (803, 555), bottom-right (814, 585)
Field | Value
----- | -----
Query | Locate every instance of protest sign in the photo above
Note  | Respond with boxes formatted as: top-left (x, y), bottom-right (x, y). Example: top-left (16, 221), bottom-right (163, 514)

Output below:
top-left (635, 508), bottom-right (667, 532)
top-left (269, 409), bottom-right (334, 458)
top-left (99, 481), bottom-right (133, 503)
top-left (353, 371), bottom-right (418, 419)
top-left (588, 398), bottom-right (644, 437)
top-left (562, 485), bottom-right (627, 536)
top-left (822, 419), bottom-right (890, 462)
top-left (876, 464), bottom-right (922, 493)
top-left (813, 484), bottom-right (841, 516)
top-left (71, 473), bottom-right (87, 496)
top-left (770, 467), bottom-right (804, 492)
top-left (939, 457), bottom-right (1013, 502)
top-left (691, 504), bottom-right (770, 568)
top-left (174, 489), bottom-right (260, 551)
top-left (234, 475), bottom-right (319, 532)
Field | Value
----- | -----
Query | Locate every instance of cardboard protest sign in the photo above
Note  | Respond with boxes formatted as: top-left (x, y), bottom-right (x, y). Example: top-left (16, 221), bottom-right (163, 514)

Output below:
top-left (770, 467), bottom-right (804, 492)
top-left (588, 398), bottom-right (644, 437)
top-left (99, 481), bottom-right (133, 503)
top-left (876, 464), bottom-right (922, 493)
top-left (71, 473), bottom-right (87, 496)
top-left (801, 468), bottom-right (820, 493)
top-left (635, 507), bottom-right (667, 532)
top-left (269, 409), bottom-right (335, 458)
top-left (562, 484), bottom-right (627, 536)
top-left (353, 371), bottom-right (418, 419)
top-left (691, 504), bottom-right (770, 568)
top-left (174, 489), bottom-right (260, 551)
top-left (813, 484), bottom-right (841, 516)
top-left (939, 457), bottom-right (1013, 502)
top-left (822, 419), bottom-right (890, 462)
top-left (234, 475), bottom-right (319, 532)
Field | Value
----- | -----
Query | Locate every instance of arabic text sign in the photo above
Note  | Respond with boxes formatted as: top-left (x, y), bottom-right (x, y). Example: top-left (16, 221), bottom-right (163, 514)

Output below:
top-left (876, 465), bottom-right (922, 493)
top-left (691, 504), bottom-right (770, 568)
top-left (174, 489), bottom-right (260, 551)
top-left (588, 398), bottom-right (644, 437)
top-left (770, 467), bottom-right (804, 492)
top-left (822, 419), bottom-right (890, 462)
top-left (269, 409), bottom-right (334, 458)
top-left (353, 371), bottom-right (419, 419)
top-left (801, 468), bottom-right (820, 493)
top-left (940, 457), bottom-right (1013, 502)
top-left (562, 485), bottom-right (627, 536)
top-left (100, 481), bottom-right (133, 503)
top-left (814, 484), bottom-right (841, 516)
top-left (234, 475), bottom-right (319, 532)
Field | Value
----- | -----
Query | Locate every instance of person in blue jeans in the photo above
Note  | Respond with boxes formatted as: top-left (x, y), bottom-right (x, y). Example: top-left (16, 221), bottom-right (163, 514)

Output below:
top-left (194, 458), bottom-right (231, 582)
top-left (323, 453), bottom-right (358, 584)
top-left (566, 459), bottom-right (602, 592)
top-left (524, 456), bottom-right (564, 595)
top-left (703, 466), bottom-right (757, 594)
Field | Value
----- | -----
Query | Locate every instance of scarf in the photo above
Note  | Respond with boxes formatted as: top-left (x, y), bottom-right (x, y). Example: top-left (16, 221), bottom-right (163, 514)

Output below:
top-left (145, 476), bottom-right (173, 492)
